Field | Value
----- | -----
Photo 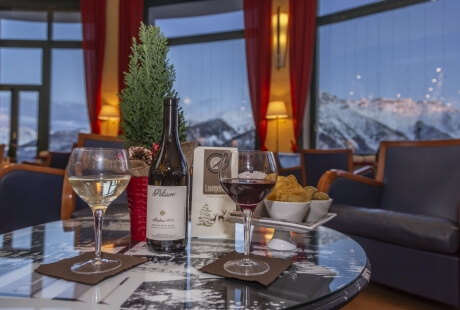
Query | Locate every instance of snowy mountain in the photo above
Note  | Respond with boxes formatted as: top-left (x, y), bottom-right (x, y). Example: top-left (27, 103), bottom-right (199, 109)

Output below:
top-left (318, 92), bottom-right (460, 154)
top-left (3, 92), bottom-right (459, 160)
top-left (187, 118), bottom-right (255, 149)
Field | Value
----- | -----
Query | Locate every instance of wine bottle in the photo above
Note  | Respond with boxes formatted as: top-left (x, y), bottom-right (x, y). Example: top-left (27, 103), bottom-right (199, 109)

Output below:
top-left (146, 98), bottom-right (188, 252)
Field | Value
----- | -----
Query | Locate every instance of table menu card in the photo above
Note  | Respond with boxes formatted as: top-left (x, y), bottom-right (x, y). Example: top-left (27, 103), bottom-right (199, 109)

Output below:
top-left (191, 147), bottom-right (237, 238)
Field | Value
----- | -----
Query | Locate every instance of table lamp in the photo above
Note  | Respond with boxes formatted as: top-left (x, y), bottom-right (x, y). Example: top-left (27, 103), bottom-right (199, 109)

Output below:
top-left (98, 105), bottom-right (120, 136)
top-left (266, 101), bottom-right (288, 152)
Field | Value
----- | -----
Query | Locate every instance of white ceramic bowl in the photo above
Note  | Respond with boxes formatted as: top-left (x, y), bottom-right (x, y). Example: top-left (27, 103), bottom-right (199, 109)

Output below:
top-left (264, 199), bottom-right (311, 223)
top-left (304, 198), bottom-right (333, 223)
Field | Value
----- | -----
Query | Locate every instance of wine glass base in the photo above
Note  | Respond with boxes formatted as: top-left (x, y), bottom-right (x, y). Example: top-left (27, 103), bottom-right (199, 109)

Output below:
top-left (71, 258), bottom-right (122, 274)
top-left (224, 258), bottom-right (270, 276)
top-left (268, 229), bottom-right (297, 251)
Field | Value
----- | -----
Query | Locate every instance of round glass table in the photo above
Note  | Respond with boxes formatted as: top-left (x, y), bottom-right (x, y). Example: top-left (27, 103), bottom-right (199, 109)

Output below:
top-left (0, 213), bottom-right (370, 309)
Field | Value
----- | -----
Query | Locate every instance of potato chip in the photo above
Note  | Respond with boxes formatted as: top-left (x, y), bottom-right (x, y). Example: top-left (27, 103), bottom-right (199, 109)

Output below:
top-left (267, 175), bottom-right (317, 202)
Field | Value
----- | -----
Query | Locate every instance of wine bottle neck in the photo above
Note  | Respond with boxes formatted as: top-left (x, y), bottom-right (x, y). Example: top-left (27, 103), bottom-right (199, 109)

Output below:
top-left (162, 99), bottom-right (180, 141)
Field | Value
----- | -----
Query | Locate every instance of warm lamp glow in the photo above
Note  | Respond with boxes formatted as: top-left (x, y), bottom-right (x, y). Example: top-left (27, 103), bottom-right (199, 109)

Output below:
top-left (266, 101), bottom-right (288, 119)
top-left (98, 105), bottom-right (120, 120)
top-left (266, 101), bottom-right (288, 152)
top-left (98, 105), bottom-right (120, 136)
top-left (272, 6), bottom-right (288, 70)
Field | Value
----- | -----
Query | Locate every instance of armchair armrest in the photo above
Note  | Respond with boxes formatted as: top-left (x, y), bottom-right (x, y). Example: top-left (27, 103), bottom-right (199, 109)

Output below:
top-left (353, 165), bottom-right (375, 178)
top-left (318, 169), bottom-right (384, 208)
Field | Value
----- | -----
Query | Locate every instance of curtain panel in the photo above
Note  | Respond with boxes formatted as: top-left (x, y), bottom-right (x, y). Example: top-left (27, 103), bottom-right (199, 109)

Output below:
top-left (118, 0), bottom-right (144, 93)
top-left (244, 0), bottom-right (272, 150)
top-left (80, 0), bottom-right (106, 134)
top-left (289, 0), bottom-right (317, 152)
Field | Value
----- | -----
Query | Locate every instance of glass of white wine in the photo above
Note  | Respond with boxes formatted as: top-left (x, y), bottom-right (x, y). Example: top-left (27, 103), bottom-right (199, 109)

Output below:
top-left (67, 147), bottom-right (131, 274)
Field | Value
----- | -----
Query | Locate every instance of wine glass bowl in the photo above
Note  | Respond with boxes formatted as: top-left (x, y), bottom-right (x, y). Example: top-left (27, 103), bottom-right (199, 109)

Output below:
top-left (218, 150), bottom-right (277, 276)
top-left (67, 148), bottom-right (131, 274)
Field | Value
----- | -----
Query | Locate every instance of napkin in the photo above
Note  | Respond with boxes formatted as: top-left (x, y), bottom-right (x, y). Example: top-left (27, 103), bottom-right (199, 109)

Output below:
top-left (35, 252), bottom-right (147, 285)
top-left (199, 251), bottom-right (292, 286)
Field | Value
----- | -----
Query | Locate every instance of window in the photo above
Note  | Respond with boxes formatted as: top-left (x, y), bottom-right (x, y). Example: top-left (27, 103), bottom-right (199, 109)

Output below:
top-left (316, 0), bottom-right (460, 154)
top-left (0, 8), bottom-right (88, 162)
top-left (150, 0), bottom-right (255, 149)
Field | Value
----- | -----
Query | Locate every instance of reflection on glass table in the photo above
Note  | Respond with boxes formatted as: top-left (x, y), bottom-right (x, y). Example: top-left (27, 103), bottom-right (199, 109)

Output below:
top-left (0, 213), bottom-right (370, 309)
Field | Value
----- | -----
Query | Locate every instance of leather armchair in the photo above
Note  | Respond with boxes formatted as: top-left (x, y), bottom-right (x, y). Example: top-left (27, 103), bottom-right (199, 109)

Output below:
top-left (317, 139), bottom-right (460, 307)
top-left (0, 163), bottom-right (65, 234)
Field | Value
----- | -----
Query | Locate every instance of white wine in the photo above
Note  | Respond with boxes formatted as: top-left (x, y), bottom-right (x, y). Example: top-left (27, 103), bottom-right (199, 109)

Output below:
top-left (69, 175), bottom-right (131, 210)
top-left (147, 98), bottom-right (189, 252)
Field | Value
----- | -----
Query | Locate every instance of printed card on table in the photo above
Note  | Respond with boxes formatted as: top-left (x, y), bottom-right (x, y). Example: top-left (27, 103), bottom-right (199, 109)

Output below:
top-left (191, 146), bottom-right (237, 238)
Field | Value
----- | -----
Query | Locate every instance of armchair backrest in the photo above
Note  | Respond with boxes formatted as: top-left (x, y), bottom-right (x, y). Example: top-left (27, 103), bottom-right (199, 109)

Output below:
top-left (377, 139), bottom-right (460, 222)
top-left (77, 133), bottom-right (124, 148)
top-left (300, 149), bottom-right (353, 187)
top-left (0, 144), bottom-right (5, 163)
top-left (274, 152), bottom-right (303, 184)
top-left (0, 164), bottom-right (65, 234)
top-left (46, 151), bottom-right (71, 169)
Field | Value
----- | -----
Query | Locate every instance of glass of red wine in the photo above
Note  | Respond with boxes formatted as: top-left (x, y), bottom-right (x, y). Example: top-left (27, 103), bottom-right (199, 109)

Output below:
top-left (219, 150), bottom-right (277, 276)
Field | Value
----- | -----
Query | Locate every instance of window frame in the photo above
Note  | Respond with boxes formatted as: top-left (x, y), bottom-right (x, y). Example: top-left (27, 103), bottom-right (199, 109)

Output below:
top-left (0, 4), bottom-right (82, 156)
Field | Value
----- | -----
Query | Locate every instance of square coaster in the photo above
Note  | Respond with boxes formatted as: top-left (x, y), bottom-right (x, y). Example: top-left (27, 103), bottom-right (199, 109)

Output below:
top-left (199, 251), bottom-right (292, 286)
top-left (35, 252), bottom-right (147, 285)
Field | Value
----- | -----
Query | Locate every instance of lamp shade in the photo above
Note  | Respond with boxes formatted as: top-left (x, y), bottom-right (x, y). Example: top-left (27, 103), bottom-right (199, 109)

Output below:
top-left (266, 101), bottom-right (288, 119)
top-left (98, 105), bottom-right (120, 120)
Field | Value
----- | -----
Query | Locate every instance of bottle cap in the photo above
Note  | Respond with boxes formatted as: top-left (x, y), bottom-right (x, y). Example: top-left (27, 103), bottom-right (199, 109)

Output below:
top-left (163, 98), bottom-right (178, 107)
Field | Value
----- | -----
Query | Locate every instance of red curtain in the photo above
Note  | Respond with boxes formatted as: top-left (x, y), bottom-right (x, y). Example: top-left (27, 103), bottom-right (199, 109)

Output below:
top-left (80, 0), bottom-right (106, 134)
top-left (289, 0), bottom-right (317, 152)
top-left (244, 0), bottom-right (272, 150)
top-left (118, 0), bottom-right (144, 92)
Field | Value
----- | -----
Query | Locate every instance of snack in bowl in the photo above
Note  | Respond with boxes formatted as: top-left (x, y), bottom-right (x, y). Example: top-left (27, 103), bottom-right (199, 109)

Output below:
top-left (265, 175), bottom-right (332, 223)
top-left (265, 175), bottom-right (312, 223)
top-left (305, 193), bottom-right (333, 223)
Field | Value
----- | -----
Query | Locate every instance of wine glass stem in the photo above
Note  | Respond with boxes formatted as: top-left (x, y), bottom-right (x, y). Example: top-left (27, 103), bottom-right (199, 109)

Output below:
top-left (93, 208), bottom-right (105, 263)
top-left (241, 208), bottom-right (253, 262)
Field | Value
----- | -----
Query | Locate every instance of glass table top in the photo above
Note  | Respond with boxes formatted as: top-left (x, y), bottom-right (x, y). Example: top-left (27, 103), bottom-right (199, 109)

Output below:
top-left (0, 213), bottom-right (370, 309)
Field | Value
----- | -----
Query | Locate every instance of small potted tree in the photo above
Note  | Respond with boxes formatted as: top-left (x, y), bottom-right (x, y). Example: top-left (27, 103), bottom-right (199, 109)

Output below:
top-left (118, 22), bottom-right (187, 240)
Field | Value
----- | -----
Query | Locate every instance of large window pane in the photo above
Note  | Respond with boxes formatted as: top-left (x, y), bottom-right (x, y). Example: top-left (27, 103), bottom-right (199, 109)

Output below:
top-left (52, 12), bottom-right (82, 41)
top-left (0, 48), bottom-right (42, 85)
top-left (168, 39), bottom-right (254, 149)
top-left (317, 0), bottom-right (460, 154)
top-left (319, 0), bottom-right (382, 16)
top-left (17, 91), bottom-right (38, 163)
top-left (155, 11), bottom-right (243, 37)
top-left (0, 11), bottom-right (47, 40)
top-left (50, 49), bottom-right (89, 151)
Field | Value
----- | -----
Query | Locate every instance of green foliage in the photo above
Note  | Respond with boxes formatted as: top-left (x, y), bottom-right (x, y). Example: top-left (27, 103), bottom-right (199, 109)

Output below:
top-left (118, 22), bottom-right (187, 149)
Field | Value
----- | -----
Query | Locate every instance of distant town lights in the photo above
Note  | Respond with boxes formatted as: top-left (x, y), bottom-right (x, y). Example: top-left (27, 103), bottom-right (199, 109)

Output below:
top-left (426, 94), bottom-right (431, 99)
top-left (356, 75), bottom-right (361, 79)
top-left (432, 78), bottom-right (437, 83)
top-left (183, 97), bottom-right (191, 104)
top-left (436, 67), bottom-right (442, 72)
top-left (428, 87), bottom-right (433, 91)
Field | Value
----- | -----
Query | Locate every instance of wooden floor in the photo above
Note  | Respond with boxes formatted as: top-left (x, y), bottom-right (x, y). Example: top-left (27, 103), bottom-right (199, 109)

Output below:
top-left (342, 283), bottom-right (453, 310)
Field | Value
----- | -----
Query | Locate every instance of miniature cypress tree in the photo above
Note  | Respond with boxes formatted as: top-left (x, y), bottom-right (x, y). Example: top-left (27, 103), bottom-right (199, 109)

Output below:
top-left (118, 22), bottom-right (187, 150)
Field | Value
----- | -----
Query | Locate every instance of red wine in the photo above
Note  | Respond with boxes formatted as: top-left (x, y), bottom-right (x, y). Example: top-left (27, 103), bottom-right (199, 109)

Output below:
top-left (146, 98), bottom-right (188, 253)
top-left (220, 178), bottom-right (275, 211)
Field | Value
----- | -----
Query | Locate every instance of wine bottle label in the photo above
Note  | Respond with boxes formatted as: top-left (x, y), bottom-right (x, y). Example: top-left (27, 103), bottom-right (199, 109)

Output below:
top-left (146, 185), bottom-right (187, 241)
